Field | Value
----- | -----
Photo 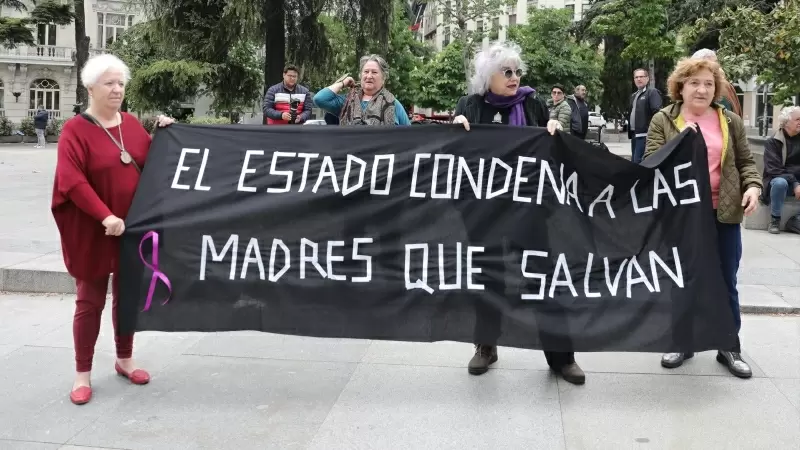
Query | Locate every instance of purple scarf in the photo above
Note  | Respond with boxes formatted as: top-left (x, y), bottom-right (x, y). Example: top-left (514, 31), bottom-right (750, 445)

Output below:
top-left (484, 86), bottom-right (535, 126)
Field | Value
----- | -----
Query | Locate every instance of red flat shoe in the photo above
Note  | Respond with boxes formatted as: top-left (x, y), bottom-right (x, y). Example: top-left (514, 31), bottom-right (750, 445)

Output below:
top-left (115, 362), bottom-right (150, 385)
top-left (70, 386), bottom-right (92, 405)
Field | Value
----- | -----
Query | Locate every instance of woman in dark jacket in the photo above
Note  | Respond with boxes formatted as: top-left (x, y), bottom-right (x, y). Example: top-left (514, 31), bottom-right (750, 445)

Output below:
top-left (451, 41), bottom-right (585, 385)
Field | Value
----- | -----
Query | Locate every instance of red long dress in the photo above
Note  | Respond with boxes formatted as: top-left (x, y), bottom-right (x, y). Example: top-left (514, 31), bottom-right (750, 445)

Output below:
top-left (51, 113), bottom-right (152, 280)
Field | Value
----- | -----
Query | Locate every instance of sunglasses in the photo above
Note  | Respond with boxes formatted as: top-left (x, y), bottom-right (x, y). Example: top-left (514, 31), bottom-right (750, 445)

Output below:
top-left (502, 69), bottom-right (523, 79)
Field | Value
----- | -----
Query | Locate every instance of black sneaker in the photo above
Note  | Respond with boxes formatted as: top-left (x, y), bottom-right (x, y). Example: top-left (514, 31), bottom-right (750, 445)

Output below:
top-left (468, 345), bottom-right (498, 375)
top-left (769, 216), bottom-right (781, 234)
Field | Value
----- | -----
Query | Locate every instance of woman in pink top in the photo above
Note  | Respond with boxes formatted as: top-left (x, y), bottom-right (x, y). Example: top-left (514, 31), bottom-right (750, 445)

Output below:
top-left (644, 58), bottom-right (762, 379)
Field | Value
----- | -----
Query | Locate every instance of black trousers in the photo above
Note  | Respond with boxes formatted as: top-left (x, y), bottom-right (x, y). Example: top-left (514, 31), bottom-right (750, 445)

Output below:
top-left (471, 238), bottom-right (575, 370)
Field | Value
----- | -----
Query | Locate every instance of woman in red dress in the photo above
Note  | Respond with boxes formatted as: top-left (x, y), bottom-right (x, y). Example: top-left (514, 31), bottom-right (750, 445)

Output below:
top-left (51, 53), bottom-right (174, 405)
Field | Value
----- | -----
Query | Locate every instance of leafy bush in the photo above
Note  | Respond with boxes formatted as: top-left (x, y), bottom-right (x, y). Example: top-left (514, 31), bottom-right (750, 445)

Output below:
top-left (46, 118), bottom-right (66, 136)
top-left (139, 116), bottom-right (157, 133)
top-left (19, 117), bottom-right (36, 136)
top-left (0, 116), bottom-right (13, 136)
top-left (187, 116), bottom-right (231, 125)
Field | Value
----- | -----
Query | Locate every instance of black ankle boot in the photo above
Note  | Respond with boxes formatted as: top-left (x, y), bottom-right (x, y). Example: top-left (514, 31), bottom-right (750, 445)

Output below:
top-left (468, 345), bottom-right (498, 375)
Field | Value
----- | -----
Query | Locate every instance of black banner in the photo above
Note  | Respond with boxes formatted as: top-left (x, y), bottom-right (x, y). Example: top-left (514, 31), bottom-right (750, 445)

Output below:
top-left (118, 124), bottom-right (738, 353)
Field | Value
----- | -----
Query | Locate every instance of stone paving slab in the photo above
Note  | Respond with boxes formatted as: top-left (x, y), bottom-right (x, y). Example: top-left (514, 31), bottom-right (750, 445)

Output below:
top-left (1, 292), bottom-right (799, 450)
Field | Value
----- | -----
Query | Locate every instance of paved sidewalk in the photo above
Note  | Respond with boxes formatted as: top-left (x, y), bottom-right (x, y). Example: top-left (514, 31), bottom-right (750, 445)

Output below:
top-left (1, 144), bottom-right (798, 313)
top-left (1, 293), bottom-right (799, 449)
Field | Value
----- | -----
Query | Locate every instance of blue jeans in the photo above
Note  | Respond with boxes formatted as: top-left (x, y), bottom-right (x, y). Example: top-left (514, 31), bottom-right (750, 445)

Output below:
top-left (716, 218), bottom-right (742, 336)
top-left (769, 177), bottom-right (793, 218)
top-left (631, 136), bottom-right (646, 163)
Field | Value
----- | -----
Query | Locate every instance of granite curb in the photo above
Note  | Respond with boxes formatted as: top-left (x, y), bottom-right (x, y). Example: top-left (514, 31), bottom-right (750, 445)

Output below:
top-left (2, 266), bottom-right (798, 315)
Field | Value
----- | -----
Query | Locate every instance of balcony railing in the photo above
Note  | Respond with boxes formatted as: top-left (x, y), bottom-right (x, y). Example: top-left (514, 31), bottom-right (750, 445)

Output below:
top-left (27, 109), bottom-right (62, 119)
top-left (0, 45), bottom-right (74, 62)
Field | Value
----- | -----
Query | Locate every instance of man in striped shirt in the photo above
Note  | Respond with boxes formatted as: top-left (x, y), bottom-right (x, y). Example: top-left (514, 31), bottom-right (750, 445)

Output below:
top-left (263, 64), bottom-right (313, 125)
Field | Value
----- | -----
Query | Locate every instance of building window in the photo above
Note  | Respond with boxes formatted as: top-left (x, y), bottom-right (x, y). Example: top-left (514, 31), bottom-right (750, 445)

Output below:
top-left (509, 14), bottom-right (517, 27)
top-left (0, 79), bottom-right (4, 112)
top-left (37, 23), bottom-right (57, 46)
top-left (97, 13), bottom-right (135, 48)
top-left (36, 23), bottom-right (58, 57)
top-left (29, 78), bottom-right (60, 112)
top-left (490, 17), bottom-right (500, 39)
top-left (527, 0), bottom-right (539, 8)
top-left (443, 28), bottom-right (450, 47)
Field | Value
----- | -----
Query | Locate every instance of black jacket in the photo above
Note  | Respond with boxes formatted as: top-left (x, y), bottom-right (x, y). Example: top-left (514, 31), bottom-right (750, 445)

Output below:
top-left (454, 93), bottom-right (549, 127)
top-left (34, 109), bottom-right (49, 129)
top-left (761, 129), bottom-right (800, 205)
top-left (628, 87), bottom-right (662, 138)
top-left (565, 95), bottom-right (589, 137)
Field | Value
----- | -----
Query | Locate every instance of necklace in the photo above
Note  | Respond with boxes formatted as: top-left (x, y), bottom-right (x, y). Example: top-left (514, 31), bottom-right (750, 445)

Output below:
top-left (85, 110), bottom-right (140, 173)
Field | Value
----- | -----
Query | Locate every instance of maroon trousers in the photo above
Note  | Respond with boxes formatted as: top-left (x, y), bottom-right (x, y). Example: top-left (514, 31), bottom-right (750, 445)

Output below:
top-left (73, 274), bottom-right (133, 372)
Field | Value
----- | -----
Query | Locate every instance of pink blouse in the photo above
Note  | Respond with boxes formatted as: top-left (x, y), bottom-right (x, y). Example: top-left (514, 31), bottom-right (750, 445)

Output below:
top-left (684, 110), bottom-right (723, 208)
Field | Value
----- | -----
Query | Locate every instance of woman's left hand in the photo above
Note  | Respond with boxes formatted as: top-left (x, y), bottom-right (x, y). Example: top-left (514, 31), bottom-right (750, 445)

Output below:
top-left (156, 114), bottom-right (175, 127)
top-left (742, 186), bottom-right (761, 216)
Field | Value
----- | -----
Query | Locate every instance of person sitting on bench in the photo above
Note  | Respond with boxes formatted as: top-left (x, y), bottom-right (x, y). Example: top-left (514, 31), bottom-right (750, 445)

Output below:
top-left (761, 106), bottom-right (800, 234)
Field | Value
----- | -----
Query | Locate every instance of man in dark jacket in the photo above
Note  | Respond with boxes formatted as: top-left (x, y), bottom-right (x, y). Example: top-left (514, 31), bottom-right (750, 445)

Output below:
top-left (565, 85), bottom-right (589, 139)
top-left (628, 69), bottom-right (662, 163)
top-left (262, 64), bottom-right (313, 125)
top-left (33, 104), bottom-right (48, 148)
top-left (761, 106), bottom-right (800, 233)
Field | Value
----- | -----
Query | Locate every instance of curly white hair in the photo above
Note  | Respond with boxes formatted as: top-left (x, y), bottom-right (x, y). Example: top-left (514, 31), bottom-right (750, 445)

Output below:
top-left (468, 41), bottom-right (527, 95)
top-left (778, 106), bottom-right (800, 128)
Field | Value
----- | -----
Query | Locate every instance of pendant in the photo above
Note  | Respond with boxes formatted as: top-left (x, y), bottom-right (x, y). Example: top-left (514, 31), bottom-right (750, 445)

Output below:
top-left (120, 151), bottom-right (132, 164)
top-left (492, 112), bottom-right (502, 123)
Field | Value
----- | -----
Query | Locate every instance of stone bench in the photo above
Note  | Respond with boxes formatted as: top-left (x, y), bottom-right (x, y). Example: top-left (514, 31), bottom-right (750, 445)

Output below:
top-left (744, 197), bottom-right (800, 231)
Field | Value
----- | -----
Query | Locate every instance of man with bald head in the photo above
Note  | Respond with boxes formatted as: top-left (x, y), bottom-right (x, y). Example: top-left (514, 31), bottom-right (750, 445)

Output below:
top-left (566, 85), bottom-right (589, 139)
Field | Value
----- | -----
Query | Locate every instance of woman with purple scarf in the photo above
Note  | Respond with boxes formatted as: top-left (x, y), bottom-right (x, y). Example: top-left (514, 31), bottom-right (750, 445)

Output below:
top-left (453, 41), bottom-right (585, 385)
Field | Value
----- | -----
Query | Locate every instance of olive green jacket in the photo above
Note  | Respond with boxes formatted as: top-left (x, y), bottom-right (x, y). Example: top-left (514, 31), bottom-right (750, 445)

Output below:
top-left (547, 99), bottom-right (572, 133)
top-left (644, 101), bottom-right (762, 224)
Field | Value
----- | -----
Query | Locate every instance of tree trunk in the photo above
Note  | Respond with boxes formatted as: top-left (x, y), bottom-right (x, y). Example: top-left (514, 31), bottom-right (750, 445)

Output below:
top-left (73, 0), bottom-right (89, 110)
top-left (262, 0), bottom-right (286, 123)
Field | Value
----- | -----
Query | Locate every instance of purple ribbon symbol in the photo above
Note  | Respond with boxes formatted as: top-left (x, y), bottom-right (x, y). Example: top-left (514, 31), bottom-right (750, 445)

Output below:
top-left (138, 231), bottom-right (173, 312)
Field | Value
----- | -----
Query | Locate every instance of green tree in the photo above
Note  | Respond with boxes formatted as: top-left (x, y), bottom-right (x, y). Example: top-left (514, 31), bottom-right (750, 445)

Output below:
top-left (507, 8), bottom-right (603, 103)
top-left (126, 60), bottom-right (209, 113)
top-left (380, 0), bottom-right (433, 107)
top-left (585, 0), bottom-right (680, 86)
top-left (692, 1), bottom-right (800, 105)
top-left (0, 0), bottom-right (74, 48)
top-left (204, 41), bottom-right (264, 121)
top-left (411, 39), bottom-right (466, 113)
top-left (141, 0), bottom-right (393, 109)
top-left (73, 0), bottom-right (90, 109)
top-left (428, 0), bottom-right (516, 79)
top-left (303, 0), bottom-right (432, 106)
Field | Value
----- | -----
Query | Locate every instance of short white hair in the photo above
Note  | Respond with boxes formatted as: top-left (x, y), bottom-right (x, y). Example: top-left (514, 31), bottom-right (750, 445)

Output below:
top-left (692, 48), bottom-right (717, 61)
top-left (778, 106), bottom-right (800, 128)
top-left (469, 41), bottom-right (527, 95)
top-left (80, 53), bottom-right (131, 88)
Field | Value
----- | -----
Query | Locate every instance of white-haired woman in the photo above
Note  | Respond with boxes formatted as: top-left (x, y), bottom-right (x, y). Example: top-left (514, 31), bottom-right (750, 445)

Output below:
top-left (452, 42), bottom-right (585, 385)
top-left (313, 54), bottom-right (411, 126)
top-left (50, 53), bottom-right (174, 405)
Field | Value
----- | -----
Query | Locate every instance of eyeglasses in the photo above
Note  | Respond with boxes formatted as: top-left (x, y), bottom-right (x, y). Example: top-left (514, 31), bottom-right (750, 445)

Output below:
top-left (502, 69), bottom-right (523, 79)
